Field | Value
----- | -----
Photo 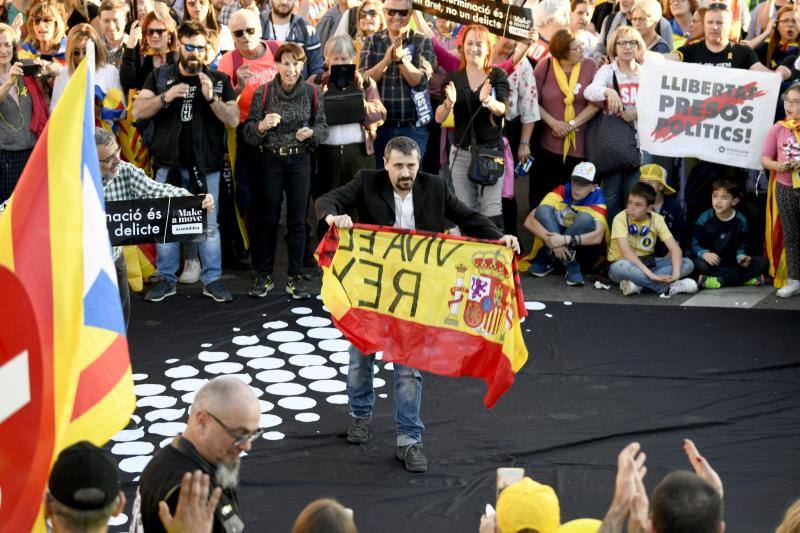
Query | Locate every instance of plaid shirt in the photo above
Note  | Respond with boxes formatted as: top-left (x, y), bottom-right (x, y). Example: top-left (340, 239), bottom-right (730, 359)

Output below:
top-left (104, 162), bottom-right (190, 259)
top-left (359, 29), bottom-right (434, 124)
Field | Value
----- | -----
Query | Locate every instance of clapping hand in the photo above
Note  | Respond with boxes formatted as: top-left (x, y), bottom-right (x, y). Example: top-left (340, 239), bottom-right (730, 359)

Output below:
top-left (479, 79), bottom-right (492, 104)
top-left (199, 72), bottom-right (214, 101)
top-left (683, 438), bottom-right (723, 498)
top-left (443, 81), bottom-right (457, 105)
top-left (295, 127), bottom-right (314, 141)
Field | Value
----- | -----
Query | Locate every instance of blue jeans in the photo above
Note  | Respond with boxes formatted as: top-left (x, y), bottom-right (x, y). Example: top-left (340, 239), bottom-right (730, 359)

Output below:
top-left (373, 124), bottom-right (429, 170)
top-left (602, 168), bottom-right (641, 223)
top-left (154, 167), bottom-right (221, 285)
top-left (534, 205), bottom-right (602, 271)
top-left (347, 345), bottom-right (424, 446)
top-left (609, 257), bottom-right (694, 294)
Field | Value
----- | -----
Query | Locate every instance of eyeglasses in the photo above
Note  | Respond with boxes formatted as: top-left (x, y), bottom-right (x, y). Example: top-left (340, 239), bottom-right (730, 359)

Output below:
top-left (385, 8), bottom-right (409, 17)
top-left (147, 27), bottom-right (167, 36)
top-left (207, 411), bottom-right (264, 446)
top-left (569, 43), bottom-right (585, 51)
top-left (99, 145), bottom-right (121, 164)
top-left (779, 18), bottom-right (797, 24)
top-left (183, 42), bottom-right (205, 52)
top-left (232, 27), bottom-right (257, 38)
top-left (33, 17), bottom-right (55, 25)
top-left (616, 39), bottom-right (639, 48)
top-left (359, 9), bottom-right (378, 18)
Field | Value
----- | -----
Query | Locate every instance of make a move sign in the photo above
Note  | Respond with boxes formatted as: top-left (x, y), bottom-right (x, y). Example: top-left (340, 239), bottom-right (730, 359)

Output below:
top-left (105, 195), bottom-right (207, 246)
top-left (637, 59), bottom-right (781, 170)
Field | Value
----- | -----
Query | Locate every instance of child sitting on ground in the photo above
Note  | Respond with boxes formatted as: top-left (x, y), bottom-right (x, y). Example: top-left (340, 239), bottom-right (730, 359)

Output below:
top-left (523, 162), bottom-right (609, 287)
top-left (691, 177), bottom-right (769, 289)
top-left (608, 183), bottom-right (697, 296)
top-left (639, 164), bottom-right (688, 252)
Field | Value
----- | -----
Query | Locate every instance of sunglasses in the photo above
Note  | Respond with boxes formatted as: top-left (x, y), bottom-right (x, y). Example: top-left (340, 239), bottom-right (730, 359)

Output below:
top-left (183, 43), bottom-right (205, 52)
top-left (72, 48), bottom-right (87, 57)
top-left (147, 27), bottom-right (167, 36)
top-left (359, 9), bottom-right (378, 18)
top-left (385, 8), bottom-right (409, 17)
top-left (33, 17), bottom-right (55, 24)
top-left (232, 27), bottom-right (257, 38)
top-left (707, 2), bottom-right (729, 10)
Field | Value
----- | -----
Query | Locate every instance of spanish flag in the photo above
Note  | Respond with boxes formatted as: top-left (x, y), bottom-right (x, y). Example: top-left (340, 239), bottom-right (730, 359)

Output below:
top-left (0, 47), bottom-right (135, 530)
top-left (316, 224), bottom-right (528, 408)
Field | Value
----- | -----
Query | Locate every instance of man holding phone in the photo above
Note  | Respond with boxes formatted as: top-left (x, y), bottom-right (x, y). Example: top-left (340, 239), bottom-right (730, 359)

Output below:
top-left (359, 0), bottom-right (434, 169)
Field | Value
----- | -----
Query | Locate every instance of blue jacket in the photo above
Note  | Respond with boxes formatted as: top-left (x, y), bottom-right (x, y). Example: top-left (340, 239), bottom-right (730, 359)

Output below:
top-left (260, 10), bottom-right (324, 78)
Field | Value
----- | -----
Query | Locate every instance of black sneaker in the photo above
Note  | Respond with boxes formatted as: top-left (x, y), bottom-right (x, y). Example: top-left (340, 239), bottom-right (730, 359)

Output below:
top-left (302, 265), bottom-right (323, 280)
top-left (346, 419), bottom-right (370, 444)
top-left (286, 275), bottom-right (311, 299)
top-left (396, 443), bottom-right (428, 473)
top-left (249, 272), bottom-right (274, 297)
top-left (202, 280), bottom-right (234, 303)
top-left (144, 280), bottom-right (176, 302)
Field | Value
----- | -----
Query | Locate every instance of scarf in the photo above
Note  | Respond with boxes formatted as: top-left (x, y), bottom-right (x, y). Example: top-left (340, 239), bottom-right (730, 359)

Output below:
top-left (552, 59), bottom-right (581, 161)
top-left (23, 77), bottom-right (48, 136)
top-left (778, 118), bottom-right (800, 188)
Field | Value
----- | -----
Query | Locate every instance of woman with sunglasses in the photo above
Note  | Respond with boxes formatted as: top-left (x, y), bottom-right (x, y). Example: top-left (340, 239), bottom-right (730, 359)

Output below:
top-left (0, 23), bottom-right (41, 203)
top-left (18, 1), bottom-right (68, 78)
top-left (584, 25), bottom-right (645, 221)
top-left (50, 23), bottom-right (125, 130)
top-left (348, 0), bottom-right (384, 63)
top-left (184, 0), bottom-right (234, 55)
top-left (120, 4), bottom-right (177, 92)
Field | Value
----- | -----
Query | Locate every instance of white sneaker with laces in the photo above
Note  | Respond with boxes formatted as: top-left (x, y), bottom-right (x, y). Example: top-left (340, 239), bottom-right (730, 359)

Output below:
top-left (668, 278), bottom-right (698, 296)
top-left (620, 279), bottom-right (642, 296)
top-left (178, 258), bottom-right (201, 284)
top-left (777, 279), bottom-right (800, 298)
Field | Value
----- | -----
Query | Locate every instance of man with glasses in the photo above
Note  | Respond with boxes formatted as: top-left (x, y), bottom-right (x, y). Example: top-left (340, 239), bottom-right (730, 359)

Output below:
top-left (94, 128), bottom-right (213, 329)
top-left (135, 376), bottom-right (262, 533)
top-left (260, 0), bottom-right (324, 78)
top-left (132, 21), bottom-right (240, 303)
top-left (360, 0), bottom-right (434, 169)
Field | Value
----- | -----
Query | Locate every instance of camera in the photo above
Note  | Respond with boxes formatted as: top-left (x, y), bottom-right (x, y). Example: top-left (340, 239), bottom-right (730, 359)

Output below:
top-left (20, 59), bottom-right (42, 77)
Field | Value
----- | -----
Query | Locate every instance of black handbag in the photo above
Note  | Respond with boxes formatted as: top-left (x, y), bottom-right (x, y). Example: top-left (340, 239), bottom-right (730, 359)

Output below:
top-left (460, 87), bottom-right (504, 187)
top-left (585, 71), bottom-right (641, 175)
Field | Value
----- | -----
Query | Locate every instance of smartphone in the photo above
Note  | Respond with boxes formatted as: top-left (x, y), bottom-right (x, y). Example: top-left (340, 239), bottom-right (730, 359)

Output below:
top-left (496, 467), bottom-right (525, 500)
top-left (20, 59), bottom-right (41, 77)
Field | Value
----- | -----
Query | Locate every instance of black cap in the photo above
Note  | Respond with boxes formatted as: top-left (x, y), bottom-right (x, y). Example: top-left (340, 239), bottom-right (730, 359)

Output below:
top-left (48, 441), bottom-right (120, 511)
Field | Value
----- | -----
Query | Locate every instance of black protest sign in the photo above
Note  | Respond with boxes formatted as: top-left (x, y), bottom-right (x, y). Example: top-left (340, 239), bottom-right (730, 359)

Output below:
top-left (413, 0), bottom-right (533, 43)
top-left (106, 196), bottom-right (207, 246)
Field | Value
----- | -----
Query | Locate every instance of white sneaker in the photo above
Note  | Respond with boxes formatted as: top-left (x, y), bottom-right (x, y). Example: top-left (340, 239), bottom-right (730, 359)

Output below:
top-left (620, 279), bottom-right (642, 296)
top-left (668, 278), bottom-right (698, 296)
top-left (178, 259), bottom-right (201, 284)
top-left (777, 279), bottom-right (800, 298)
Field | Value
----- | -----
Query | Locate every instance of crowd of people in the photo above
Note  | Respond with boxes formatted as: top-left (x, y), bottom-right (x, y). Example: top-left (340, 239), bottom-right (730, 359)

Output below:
top-left (3, 0), bottom-right (800, 306)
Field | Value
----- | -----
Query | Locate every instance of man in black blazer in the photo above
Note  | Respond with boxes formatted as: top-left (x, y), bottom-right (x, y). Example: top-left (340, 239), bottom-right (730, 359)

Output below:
top-left (316, 136), bottom-right (520, 473)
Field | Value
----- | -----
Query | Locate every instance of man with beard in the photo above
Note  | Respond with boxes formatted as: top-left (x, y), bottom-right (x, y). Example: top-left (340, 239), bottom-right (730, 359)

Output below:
top-left (316, 137), bottom-right (520, 473)
top-left (94, 128), bottom-right (214, 329)
top-left (260, 0), bottom-right (325, 79)
top-left (132, 21), bottom-right (240, 304)
top-left (134, 376), bottom-right (262, 533)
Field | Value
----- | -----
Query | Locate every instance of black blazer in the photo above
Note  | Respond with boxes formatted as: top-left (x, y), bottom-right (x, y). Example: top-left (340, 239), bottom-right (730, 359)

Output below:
top-left (316, 169), bottom-right (504, 240)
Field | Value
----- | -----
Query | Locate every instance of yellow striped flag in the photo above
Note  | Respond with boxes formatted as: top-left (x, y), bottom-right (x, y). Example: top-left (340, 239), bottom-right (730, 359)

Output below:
top-left (0, 48), bottom-right (135, 530)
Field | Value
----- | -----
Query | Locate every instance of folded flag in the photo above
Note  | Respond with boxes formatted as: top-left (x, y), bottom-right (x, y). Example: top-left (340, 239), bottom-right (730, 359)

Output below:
top-left (316, 224), bottom-right (529, 408)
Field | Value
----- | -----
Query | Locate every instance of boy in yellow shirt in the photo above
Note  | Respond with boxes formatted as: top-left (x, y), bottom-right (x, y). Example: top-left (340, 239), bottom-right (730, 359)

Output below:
top-left (608, 183), bottom-right (698, 296)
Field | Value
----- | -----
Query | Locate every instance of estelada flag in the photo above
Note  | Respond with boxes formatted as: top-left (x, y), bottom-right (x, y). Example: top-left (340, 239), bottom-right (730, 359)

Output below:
top-left (0, 47), bottom-right (135, 531)
top-left (316, 224), bottom-right (529, 408)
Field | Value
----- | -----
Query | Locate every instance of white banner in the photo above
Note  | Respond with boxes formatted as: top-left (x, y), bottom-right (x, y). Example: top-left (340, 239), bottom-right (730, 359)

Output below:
top-left (637, 59), bottom-right (781, 170)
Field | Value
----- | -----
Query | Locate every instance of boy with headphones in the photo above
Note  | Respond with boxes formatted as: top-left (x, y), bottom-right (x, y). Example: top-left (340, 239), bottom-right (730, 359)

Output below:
top-left (608, 182), bottom-right (698, 297)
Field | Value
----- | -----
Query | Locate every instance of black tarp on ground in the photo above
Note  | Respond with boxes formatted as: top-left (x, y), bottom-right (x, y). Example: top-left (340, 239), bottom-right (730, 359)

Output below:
top-left (114, 296), bottom-right (800, 532)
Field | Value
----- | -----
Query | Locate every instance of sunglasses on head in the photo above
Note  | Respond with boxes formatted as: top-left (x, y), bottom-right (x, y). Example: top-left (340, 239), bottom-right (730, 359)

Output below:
top-left (147, 27), bottom-right (167, 36)
top-left (183, 43), bottom-right (205, 52)
top-left (707, 2), bottom-right (729, 10)
top-left (359, 9), bottom-right (378, 18)
top-left (385, 8), bottom-right (409, 17)
top-left (232, 27), bottom-right (257, 38)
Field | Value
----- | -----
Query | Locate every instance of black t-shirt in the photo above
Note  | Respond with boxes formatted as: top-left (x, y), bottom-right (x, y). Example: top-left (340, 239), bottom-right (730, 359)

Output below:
top-left (66, 3), bottom-right (98, 29)
top-left (677, 41), bottom-right (759, 69)
top-left (445, 67), bottom-right (510, 150)
top-left (756, 42), bottom-right (799, 70)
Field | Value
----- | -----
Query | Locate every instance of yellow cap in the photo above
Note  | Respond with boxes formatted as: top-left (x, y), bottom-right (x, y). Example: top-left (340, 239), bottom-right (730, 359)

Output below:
top-left (639, 164), bottom-right (676, 195)
top-left (497, 477), bottom-right (560, 533)
top-left (555, 518), bottom-right (603, 533)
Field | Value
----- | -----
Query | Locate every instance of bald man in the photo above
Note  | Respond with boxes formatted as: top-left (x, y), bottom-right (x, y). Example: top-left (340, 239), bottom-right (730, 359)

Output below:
top-left (133, 377), bottom-right (262, 533)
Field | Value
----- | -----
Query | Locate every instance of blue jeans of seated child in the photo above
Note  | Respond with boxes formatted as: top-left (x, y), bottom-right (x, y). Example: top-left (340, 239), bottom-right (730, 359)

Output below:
top-left (155, 167), bottom-right (221, 286)
top-left (534, 205), bottom-right (600, 270)
top-left (347, 344), bottom-right (424, 447)
top-left (609, 257), bottom-right (694, 294)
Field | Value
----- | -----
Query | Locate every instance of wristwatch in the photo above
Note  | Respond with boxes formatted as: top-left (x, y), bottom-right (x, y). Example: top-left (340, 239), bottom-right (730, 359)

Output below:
top-left (208, 94), bottom-right (220, 104)
top-left (568, 119), bottom-right (576, 127)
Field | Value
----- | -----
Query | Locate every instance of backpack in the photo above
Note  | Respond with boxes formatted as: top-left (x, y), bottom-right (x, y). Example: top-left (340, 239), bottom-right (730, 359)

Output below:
top-left (133, 64), bottom-right (173, 149)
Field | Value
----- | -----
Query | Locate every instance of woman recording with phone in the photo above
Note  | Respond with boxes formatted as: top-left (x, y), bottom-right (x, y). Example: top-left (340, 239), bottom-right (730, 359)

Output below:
top-left (0, 23), bottom-right (43, 203)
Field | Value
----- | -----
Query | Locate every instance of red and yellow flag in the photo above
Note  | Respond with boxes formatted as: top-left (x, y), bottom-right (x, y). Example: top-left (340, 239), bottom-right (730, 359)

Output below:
top-left (766, 171), bottom-right (789, 288)
top-left (316, 224), bottom-right (528, 408)
top-left (0, 50), bottom-right (135, 531)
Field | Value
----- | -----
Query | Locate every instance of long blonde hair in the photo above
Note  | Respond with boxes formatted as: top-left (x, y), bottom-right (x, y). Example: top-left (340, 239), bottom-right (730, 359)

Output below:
top-left (776, 498), bottom-right (800, 533)
top-left (66, 23), bottom-right (109, 73)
